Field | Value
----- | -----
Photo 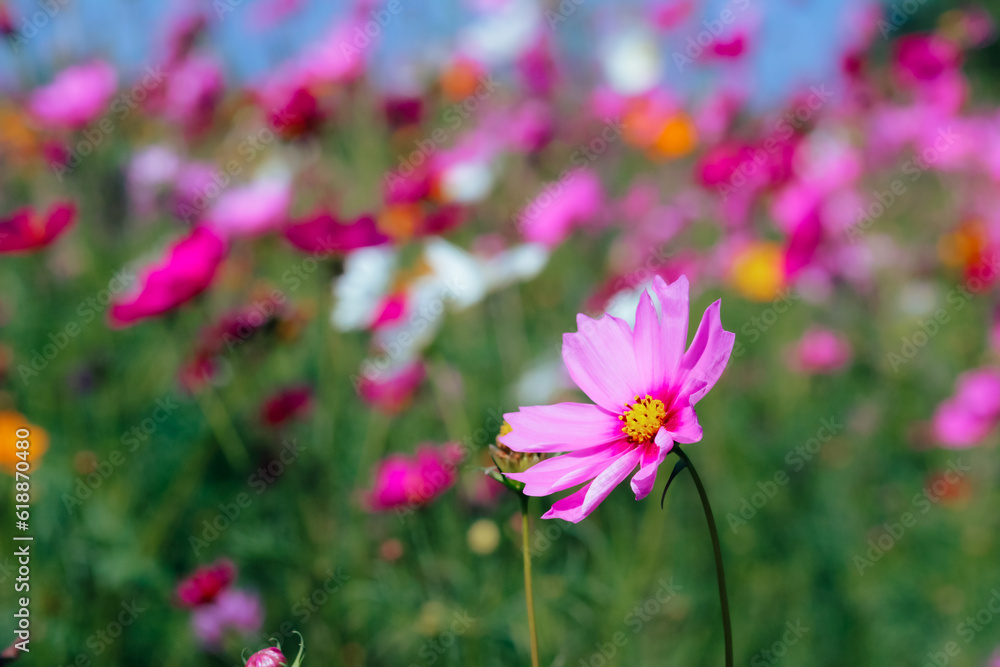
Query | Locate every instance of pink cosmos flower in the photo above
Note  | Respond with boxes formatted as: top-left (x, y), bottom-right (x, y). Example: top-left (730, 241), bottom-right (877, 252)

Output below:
top-left (283, 211), bottom-right (388, 254)
top-left (0, 202), bottom-right (76, 254)
top-left (29, 61), bottom-right (117, 130)
top-left (790, 327), bottom-right (852, 374)
top-left (366, 443), bottom-right (464, 512)
top-left (932, 368), bottom-right (1000, 448)
top-left (191, 588), bottom-right (264, 647)
top-left (175, 559), bottom-right (236, 608)
top-left (110, 227), bottom-right (227, 327)
top-left (500, 275), bottom-right (734, 522)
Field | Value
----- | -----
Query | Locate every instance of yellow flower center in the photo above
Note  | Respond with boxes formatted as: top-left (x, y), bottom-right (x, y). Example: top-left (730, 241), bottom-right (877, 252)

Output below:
top-left (619, 395), bottom-right (667, 444)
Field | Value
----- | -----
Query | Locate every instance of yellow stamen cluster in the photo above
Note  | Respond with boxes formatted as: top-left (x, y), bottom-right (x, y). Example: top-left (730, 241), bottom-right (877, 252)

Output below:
top-left (619, 395), bottom-right (667, 444)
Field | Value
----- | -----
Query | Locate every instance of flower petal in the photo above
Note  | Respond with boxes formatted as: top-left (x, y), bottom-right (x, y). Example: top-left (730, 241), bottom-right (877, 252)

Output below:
top-left (501, 403), bottom-right (624, 453)
top-left (632, 290), bottom-right (664, 392)
top-left (677, 300), bottom-right (735, 404)
top-left (507, 441), bottom-right (629, 495)
top-left (541, 447), bottom-right (643, 523)
top-left (664, 402), bottom-right (703, 443)
top-left (563, 313), bottom-right (643, 411)
top-left (630, 435), bottom-right (672, 500)
top-left (650, 275), bottom-right (690, 383)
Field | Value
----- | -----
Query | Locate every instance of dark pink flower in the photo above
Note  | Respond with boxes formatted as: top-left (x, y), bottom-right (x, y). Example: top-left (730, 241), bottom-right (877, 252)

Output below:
top-left (366, 443), bottom-right (463, 512)
top-left (0, 202), bottom-right (76, 254)
top-left (110, 227), bottom-right (227, 327)
top-left (283, 212), bottom-right (388, 254)
top-left (29, 61), bottom-right (117, 130)
top-left (892, 33), bottom-right (962, 86)
top-left (175, 559), bottom-right (236, 608)
top-left (260, 385), bottom-right (313, 426)
top-left (501, 275), bottom-right (734, 522)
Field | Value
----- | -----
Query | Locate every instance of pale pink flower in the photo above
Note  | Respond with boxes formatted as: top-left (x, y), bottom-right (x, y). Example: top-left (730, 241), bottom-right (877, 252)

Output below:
top-left (191, 589), bottom-right (263, 647)
top-left (790, 327), bottom-right (852, 374)
top-left (29, 61), bottom-right (117, 130)
top-left (501, 275), bottom-right (734, 522)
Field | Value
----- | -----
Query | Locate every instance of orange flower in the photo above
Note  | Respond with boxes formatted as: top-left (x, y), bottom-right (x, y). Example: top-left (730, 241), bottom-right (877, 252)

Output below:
top-left (0, 411), bottom-right (48, 475)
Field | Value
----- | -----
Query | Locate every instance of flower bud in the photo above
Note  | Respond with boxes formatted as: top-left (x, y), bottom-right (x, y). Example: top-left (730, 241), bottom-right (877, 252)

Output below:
top-left (246, 647), bottom-right (287, 667)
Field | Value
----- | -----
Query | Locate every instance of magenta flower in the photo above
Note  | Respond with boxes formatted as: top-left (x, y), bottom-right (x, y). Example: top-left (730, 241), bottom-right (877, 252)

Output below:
top-left (365, 443), bottom-right (464, 512)
top-left (110, 227), bottom-right (227, 327)
top-left (0, 202), bottom-right (76, 254)
top-left (175, 559), bottom-right (236, 608)
top-left (29, 61), bottom-right (117, 130)
top-left (500, 275), bottom-right (734, 522)
top-left (932, 368), bottom-right (1000, 448)
top-left (283, 211), bottom-right (388, 254)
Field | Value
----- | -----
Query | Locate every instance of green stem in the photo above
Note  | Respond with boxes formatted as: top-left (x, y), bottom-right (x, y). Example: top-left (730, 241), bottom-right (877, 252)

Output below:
top-left (673, 446), bottom-right (733, 667)
top-left (520, 494), bottom-right (540, 667)
top-left (194, 384), bottom-right (250, 469)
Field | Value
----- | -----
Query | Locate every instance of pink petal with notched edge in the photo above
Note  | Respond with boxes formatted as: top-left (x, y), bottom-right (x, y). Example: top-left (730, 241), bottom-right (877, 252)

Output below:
top-left (500, 403), bottom-right (623, 453)
top-left (506, 441), bottom-right (629, 495)
top-left (542, 447), bottom-right (644, 522)
top-left (649, 275), bottom-right (690, 382)
top-left (676, 300), bottom-right (735, 405)
top-left (562, 313), bottom-right (643, 412)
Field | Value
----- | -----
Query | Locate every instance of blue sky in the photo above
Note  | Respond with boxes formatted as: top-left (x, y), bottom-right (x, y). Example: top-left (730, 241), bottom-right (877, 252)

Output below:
top-left (0, 0), bottom-right (869, 107)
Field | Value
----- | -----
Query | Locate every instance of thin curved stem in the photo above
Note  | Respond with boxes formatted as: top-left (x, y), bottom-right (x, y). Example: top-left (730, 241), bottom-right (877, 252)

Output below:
top-left (520, 494), bottom-right (540, 667)
top-left (673, 446), bottom-right (733, 667)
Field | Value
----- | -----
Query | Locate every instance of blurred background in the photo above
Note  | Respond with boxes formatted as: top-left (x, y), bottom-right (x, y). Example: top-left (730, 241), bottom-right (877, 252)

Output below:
top-left (2, 0), bottom-right (1000, 665)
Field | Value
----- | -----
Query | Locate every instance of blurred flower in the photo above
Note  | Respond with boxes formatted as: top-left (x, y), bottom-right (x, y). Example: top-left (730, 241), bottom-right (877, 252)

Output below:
top-left (932, 368), bottom-right (1000, 448)
top-left (176, 559), bottom-right (236, 608)
top-left (501, 275), bottom-right (734, 522)
top-left (191, 588), bottom-right (263, 647)
top-left (892, 32), bottom-right (962, 87)
top-left (0, 412), bottom-right (48, 476)
top-left (205, 176), bottom-right (292, 239)
top-left (260, 385), bottom-right (313, 426)
top-left (365, 443), bottom-right (464, 512)
top-left (379, 538), bottom-right (404, 561)
top-left (110, 227), bottom-right (227, 327)
top-left (729, 241), bottom-right (786, 302)
top-left (357, 360), bottom-right (425, 414)
top-left (925, 470), bottom-right (972, 507)
top-left (246, 646), bottom-right (288, 667)
top-left (28, 61), bottom-right (117, 130)
top-left (158, 55), bottom-right (225, 135)
top-left (0, 202), bottom-right (75, 254)
top-left (517, 169), bottom-right (604, 247)
top-left (467, 518), bottom-right (501, 555)
top-left (283, 211), bottom-right (388, 254)
top-left (790, 327), bottom-right (852, 374)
